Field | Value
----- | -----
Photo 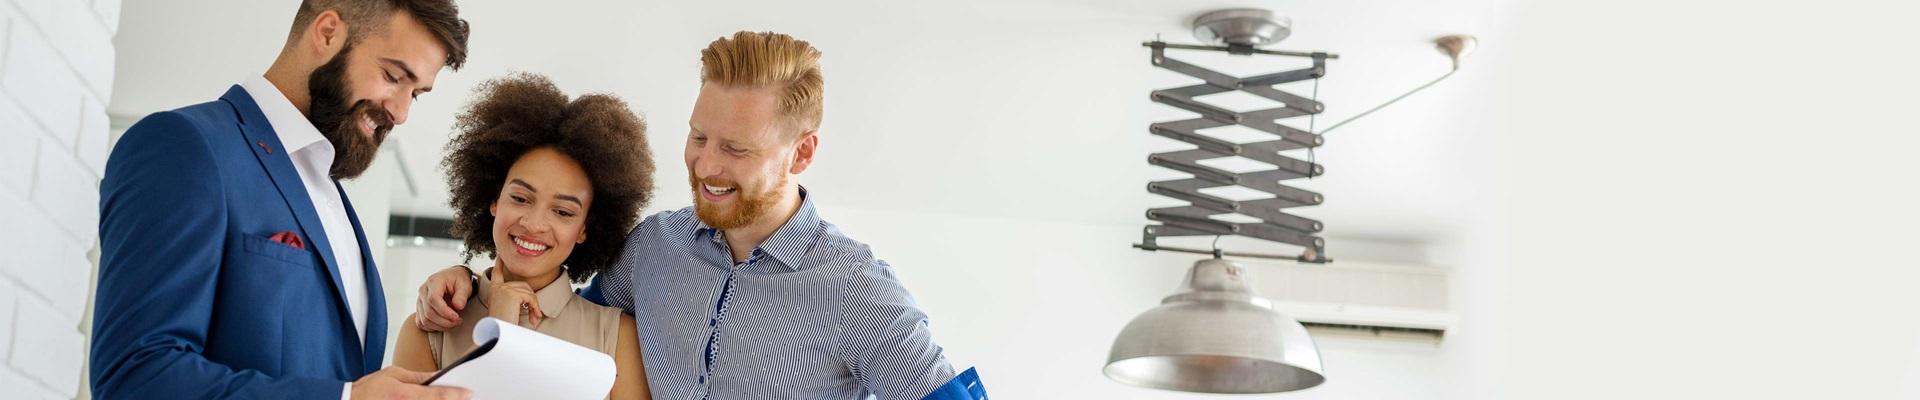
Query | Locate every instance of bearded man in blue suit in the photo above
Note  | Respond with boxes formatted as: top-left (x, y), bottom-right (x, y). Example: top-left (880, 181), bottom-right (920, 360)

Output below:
top-left (92, 1), bottom-right (471, 399)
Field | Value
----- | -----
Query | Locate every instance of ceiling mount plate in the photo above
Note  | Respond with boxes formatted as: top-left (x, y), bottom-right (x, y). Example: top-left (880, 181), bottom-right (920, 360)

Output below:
top-left (1192, 9), bottom-right (1292, 48)
top-left (1434, 34), bottom-right (1479, 69)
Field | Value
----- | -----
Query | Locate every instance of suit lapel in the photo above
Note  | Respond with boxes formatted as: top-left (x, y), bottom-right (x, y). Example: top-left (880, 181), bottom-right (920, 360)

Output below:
top-left (220, 86), bottom-right (364, 362)
top-left (339, 180), bottom-right (387, 374)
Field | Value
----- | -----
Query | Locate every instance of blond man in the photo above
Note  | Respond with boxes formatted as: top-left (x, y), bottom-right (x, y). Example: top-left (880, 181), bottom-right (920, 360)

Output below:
top-left (412, 31), bottom-right (985, 399)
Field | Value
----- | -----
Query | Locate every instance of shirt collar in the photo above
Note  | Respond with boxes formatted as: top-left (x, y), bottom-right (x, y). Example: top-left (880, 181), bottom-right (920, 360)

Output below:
top-left (475, 267), bottom-right (576, 319)
top-left (239, 75), bottom-right (335, 162)
top-left (692, 186), bottom-right (825, 272)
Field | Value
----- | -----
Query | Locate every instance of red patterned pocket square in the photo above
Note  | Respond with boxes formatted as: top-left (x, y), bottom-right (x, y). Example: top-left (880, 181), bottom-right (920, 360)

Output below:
top-left (268, 231), bottom-right (305, 250)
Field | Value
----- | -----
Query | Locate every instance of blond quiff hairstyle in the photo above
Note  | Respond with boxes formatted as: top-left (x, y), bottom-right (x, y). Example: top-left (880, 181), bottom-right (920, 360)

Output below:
top-left (699, 31), bottom-right (824, 134)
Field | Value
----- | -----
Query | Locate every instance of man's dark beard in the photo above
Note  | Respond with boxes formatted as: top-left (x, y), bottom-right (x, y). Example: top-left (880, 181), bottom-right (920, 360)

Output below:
top-left (307, 44), bottom-right (394, 180)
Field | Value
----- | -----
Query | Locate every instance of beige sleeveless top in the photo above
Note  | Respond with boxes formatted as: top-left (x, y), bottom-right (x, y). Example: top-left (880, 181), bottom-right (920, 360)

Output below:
top-left (426, 268), bottom-right (625, 368)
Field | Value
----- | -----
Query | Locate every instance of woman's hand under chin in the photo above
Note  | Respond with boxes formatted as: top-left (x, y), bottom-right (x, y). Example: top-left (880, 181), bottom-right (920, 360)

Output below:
top-left (486, 269), bottom-right (545, 329)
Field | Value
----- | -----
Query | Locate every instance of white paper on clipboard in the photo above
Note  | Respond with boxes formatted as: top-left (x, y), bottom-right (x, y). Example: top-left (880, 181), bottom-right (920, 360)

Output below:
top-left (425, 317), bottom-right (616, 399)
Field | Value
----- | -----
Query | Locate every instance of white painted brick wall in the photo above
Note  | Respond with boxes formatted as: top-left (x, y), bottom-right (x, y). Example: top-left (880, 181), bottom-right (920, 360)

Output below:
top-left (34, 140), bottom-right (100, 244)
top-left (0, 279), bottom-right (17, 363)
top-left (2, 369), bottom-right (70, 400)
top-left (75, 96), bottom-right (106, 174)
top-left (46, 0), bottom-right (111, 98)
top-left (9, 0), bottom-right (50, 27)
top-left (2, 20), bottom-right (82, 147)
top-left (89, 0), bottom-right (115, 35)
top-left (9, 296), bottom-right (84, 399)
top-left (0, 192), bottom-right (90, 314)
top-left (0, 0), bottom-right (121, 398)
top-left (0, 97), bottom-right (37, 193)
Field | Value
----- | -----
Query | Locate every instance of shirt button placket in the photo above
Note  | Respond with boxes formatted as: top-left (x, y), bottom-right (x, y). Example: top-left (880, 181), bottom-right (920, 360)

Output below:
top-left (698, 262), bottom-right (744, 400)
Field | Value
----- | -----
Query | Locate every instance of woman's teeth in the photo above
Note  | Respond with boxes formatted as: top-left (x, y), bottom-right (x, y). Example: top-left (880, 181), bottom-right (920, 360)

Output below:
top-left (513, 236), bottom-right (549, 252)
top-left (704, 184), bottom-right (736, 195)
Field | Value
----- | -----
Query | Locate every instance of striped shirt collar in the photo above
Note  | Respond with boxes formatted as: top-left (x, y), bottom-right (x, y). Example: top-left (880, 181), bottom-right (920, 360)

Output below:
top-left (693, 186), bottom-right (822, 272)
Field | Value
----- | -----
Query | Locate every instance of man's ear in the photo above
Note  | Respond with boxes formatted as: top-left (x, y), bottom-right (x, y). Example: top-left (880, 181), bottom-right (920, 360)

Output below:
top-left (306, 10), bottom-right (349, 58)
top-left (789, 130), bottom-right (819, 174)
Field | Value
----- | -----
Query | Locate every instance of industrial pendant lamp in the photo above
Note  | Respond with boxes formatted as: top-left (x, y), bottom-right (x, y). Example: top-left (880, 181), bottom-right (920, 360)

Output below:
top-left (1108, 8), bottom-right (1477, 394)
top-left (1105, 258), bottom-right (1324, 393)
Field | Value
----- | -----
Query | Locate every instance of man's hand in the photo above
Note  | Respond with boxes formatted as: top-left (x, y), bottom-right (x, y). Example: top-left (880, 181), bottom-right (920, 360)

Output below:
top-left (415, 266), bottom-right (475, 332)
top-left (350, 366), bottom-right (470, 400)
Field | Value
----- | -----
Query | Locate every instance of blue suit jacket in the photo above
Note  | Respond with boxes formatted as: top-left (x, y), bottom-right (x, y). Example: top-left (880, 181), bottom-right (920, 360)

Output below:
top-left (91, 86), bottom-right (388, 399)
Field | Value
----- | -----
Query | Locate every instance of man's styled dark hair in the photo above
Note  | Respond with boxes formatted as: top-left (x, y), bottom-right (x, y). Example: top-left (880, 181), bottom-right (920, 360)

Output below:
top-left (288, 0), bottom-right (470, 69)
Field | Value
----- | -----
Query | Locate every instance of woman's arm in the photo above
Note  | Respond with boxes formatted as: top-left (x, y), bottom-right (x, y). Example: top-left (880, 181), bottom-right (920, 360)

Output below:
top-left (610, 313), bottom-right (650, 400)
top-left (393, 314), bottom-right (440, 372)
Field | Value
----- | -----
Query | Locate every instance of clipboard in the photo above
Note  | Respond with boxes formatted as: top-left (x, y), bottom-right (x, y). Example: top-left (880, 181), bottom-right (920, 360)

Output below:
top-left (421, 317), bottom-right (617, 399)
top-left (422, 337), bottom-right (498, 385)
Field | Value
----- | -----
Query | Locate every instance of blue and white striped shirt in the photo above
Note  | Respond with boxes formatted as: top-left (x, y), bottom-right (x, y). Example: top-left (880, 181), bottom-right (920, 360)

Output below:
top-left (588, 188), bottom-right (956, 399)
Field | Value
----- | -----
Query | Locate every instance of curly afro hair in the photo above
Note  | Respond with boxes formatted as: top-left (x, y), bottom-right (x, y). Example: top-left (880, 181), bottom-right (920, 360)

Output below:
top-left (442, 72), bottom-right (654, 283)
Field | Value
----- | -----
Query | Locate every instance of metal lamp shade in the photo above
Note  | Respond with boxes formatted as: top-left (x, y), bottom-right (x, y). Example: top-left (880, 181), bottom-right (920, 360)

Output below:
top-left (1105, 259), bottom-right (1325, 394)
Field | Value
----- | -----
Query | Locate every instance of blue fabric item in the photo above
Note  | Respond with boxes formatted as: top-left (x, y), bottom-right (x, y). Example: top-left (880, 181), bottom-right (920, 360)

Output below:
top-left (90, 86), bottom-right (387, 399)
top-left (919, 367), bottom-right (987, 400)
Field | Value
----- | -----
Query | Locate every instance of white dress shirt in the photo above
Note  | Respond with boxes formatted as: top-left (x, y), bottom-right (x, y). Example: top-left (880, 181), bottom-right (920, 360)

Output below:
top-left (240, 76), bottom-right (370, 399)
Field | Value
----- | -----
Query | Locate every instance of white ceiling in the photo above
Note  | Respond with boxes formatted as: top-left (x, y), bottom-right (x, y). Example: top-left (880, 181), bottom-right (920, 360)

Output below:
top-left (110, 0), bottom-right (1514, 246)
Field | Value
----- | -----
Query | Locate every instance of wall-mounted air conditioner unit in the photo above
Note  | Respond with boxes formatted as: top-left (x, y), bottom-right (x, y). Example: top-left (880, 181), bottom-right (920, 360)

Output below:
top-left (1244, 259), bottom-right (1453, 342)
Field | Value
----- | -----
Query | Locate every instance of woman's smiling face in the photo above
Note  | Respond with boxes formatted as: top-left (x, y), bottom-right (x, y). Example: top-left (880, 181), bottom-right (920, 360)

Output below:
top-left (490, 147), bottom-right (594, 281)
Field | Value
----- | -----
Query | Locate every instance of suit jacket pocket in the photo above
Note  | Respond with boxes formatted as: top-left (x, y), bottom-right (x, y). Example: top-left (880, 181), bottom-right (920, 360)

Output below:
top-left (239, 233), bottom-right (319, 268)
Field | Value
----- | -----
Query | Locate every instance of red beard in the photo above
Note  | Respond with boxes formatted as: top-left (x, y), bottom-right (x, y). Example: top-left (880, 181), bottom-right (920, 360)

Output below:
top-left (690, 174), bottom-right (783, 230)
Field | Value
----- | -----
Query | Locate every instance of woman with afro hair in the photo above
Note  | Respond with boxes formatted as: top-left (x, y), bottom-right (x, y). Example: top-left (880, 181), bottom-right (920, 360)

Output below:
top-left (394, 72), bottom-right (655, 400)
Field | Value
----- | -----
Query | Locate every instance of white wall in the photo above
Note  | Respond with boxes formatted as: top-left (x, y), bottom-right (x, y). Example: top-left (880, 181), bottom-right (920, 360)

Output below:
top-left (0, 0), bottom-right (122, 399)
top-left (376, 238), bottom-right (485, 366)
top-left (1492, 1), bottom-right (1920, 399)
